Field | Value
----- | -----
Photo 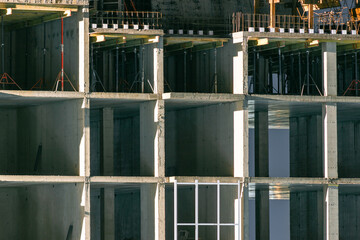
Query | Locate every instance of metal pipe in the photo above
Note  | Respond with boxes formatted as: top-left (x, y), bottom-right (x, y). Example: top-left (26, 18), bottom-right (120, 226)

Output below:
top-left (122, 49), bottom-right (125, 91)
top-left (298, 53), bottom-right (301, 94)
top-left (134, 47), bottom-right (137, 91)
top-left (355, 52), bottom-right (358, 96)
top-left (61, 18), bottom-right (64, 91)
top-left (184, 50), bottom-right (187, 92)
top-left (278, 48), bottom-right (282, 94)
top-left (43, 23), bottom-right (46, 86)
top-left (1, 15), bottom-right (4, 74)
top-left (253, 51), bottom-right (256, 93)
top-left (141, 46), bottom-right (145, 93)
top-left (116, 47), bottom-right (119, 92)
top-left (343, 53), bottom-right (346, 94)
top-left (214, 48), bottom-right (218, 93)
top-left (307, 51), bottom-right (310, 95)
top-left (269, 58), bottom-right (273, 93)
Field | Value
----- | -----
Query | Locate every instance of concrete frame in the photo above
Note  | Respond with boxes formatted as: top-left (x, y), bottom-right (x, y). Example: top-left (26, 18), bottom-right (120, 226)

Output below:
top-left (0, 0), bottom-right (357, 237)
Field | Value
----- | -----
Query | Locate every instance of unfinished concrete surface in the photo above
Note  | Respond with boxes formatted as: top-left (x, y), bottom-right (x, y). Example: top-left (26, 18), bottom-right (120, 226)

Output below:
top-left (3, 0), bottom-right (360, 239)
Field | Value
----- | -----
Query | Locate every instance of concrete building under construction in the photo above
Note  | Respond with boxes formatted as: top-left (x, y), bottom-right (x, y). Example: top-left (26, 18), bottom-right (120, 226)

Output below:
top-left (0, 0), bottom-right (359, 239)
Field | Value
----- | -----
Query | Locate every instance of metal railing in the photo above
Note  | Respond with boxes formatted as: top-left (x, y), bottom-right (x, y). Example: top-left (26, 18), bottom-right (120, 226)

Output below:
top-left (232, 12), bottom-right (307, 32)
top-left (163, 16), bottom-right (232, 36)
top-left (91, 11), bottom-right (162, 29)
top-left (232, 11), bottom-right (360, 34)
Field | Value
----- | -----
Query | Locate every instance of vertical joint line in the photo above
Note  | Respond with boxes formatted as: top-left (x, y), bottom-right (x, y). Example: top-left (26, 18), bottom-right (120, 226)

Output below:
top-left (174, 180), bottom-right (178, 240)
top-left (217, 180), bottom-right (220, 240)
top-left (195, 180), bottom-right (199, 240)
top-left (238, 180), bottom-right (241, 240)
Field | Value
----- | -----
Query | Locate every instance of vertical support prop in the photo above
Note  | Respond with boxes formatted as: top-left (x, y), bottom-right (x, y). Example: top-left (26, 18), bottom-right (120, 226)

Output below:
top-left (116, 47), bottom-right (119, 92)
top-left (214, 48), bottom-right (218, 93)
top-left (184, 50), bottom-right (187, 92)
top-left (61, 18), bottom-right (64, 91)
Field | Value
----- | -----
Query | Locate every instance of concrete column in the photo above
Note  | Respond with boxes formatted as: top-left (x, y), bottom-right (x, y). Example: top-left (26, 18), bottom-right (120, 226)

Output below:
top-left (78, 6), bottom-right (90, 93)
top-left (233, 101), bottom-right (248, 177)
top-left (233, 33), bottom-right (248, 94)
top-left (141, 183), bottom-right (165, 240)
top-left (325, 185), bottom-right (339, 240)
top-left (322, 42), bottom-right (337, 96)
top-left (323, 103), bottom-right (337, 178)
top-left (255, 189), bottom-right (269, 240)
top-left (154, 36), bottom-right (164, 94)
top-left (80, 97), bottom-right (91, 239)
top-left (80, 97), bottom-right (90, 177)
top-left (255, 110), bottom-right (269, 177)
top-left (140, 100), bottom-right (165, 177)
top-left (101, 108), bottom-right (115, 240)
top-left (82, 181), bottom-right (91, 240)
top-left (254, 110), bottom-right (269, 240)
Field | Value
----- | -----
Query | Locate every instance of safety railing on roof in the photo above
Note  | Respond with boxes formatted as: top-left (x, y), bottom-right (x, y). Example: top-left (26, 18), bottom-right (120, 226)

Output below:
top-left (232, 12), bottom-right (307, 32)
top-left (90, 11), bottom-right (162, 30)
top-left (232, 11), bottom-right (360, 34)
top-left (163, 16), bottom-right (232, 36)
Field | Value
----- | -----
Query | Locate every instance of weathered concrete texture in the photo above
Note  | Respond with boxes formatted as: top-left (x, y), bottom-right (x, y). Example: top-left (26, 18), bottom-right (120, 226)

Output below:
top-left (290, 190), bottom-right (324, 240)
top-left (233, 38), bottom-right (248, 94)
top-left (290, 115), bottom-right (323, 177)
top-left (140, 100), bottom-right (165, 177)
top-left (165, 102), bottom-right (235, 176)
top-left (325, 185), bottom-right (339, 240)
top-left (7, 15), bottom-right (80, 91)
top-left (90, 108), bottom-right (141, 176)
top-left (337, 121), bottom-right (360, 178)
top-left (0, 100), bottom-right (83, 175)
top-left (339, 192), bottom-right (360, 239)
top-left (0, 184), bottom-right (84, 239)
top-left (323, 104), bottom-right (338, 179)
top-left (91, 187), bottom-right (141, 240)
top-left (322, 42), bottom-right (337, 97)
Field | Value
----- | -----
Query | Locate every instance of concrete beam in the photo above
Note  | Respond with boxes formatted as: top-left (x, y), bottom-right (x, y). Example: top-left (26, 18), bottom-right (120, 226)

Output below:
top-left (322, 42), bottom-right (337, 96)
top-left (323, 103), bottom-right (338, 178)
